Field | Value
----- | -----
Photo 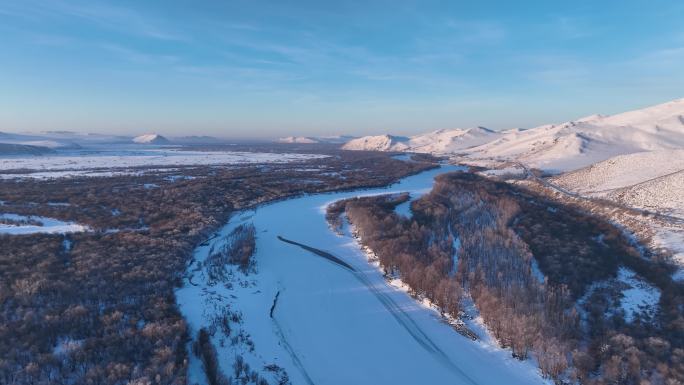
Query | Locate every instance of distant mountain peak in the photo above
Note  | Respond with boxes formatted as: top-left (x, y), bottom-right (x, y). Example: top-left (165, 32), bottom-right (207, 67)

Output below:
top-left (342, 127), bottom-right (498, 153)
top-left (133, 133), bottom-right (170, 144)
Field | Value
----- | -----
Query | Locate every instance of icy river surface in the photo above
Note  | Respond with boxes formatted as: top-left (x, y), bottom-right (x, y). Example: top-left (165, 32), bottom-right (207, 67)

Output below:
top-left (177, 164), bottom-right (549, 385)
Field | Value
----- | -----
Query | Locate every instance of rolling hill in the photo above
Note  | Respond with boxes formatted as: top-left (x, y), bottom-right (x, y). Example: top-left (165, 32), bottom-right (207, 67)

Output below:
top-left (342, 127), bottom-right (499, 153)
top-left (343, 98), bottom-right (684, 173)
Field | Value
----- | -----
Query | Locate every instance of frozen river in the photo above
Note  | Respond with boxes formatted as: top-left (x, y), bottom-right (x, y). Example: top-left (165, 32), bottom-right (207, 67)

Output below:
top-left (177, 164), bottom-right (549, 385)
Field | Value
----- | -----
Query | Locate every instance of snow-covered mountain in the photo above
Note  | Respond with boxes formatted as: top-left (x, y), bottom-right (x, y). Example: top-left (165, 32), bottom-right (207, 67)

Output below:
top-left (552, 149), bottom-right (684, 194)
top-left (408, 127), bottom-right (501, 153)
top-left (132, 133), bottom-right (171, 145)
top-left (342, 134), bottom-right (411, 151)
top-left (550, 149), bottom-right (684, 216)
top-left (469, 99), bottom-right (684, 172)
top-left (344, 98), bottom-right (684, 173)
top-left (608, 171), bottom-right (684, 217)
top-left (342, 127), bottom-right (499, 153)
top-left (278, 135), bottom-right (357, 144)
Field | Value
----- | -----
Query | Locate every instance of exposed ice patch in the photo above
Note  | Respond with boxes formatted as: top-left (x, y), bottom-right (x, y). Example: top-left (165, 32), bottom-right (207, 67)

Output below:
top-left (394, 199), bottom-right (412, 218)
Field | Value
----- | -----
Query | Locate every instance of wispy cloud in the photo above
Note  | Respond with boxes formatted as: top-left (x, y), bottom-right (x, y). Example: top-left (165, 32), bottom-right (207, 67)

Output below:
top-left (4, 0), bottom-right (187, 42)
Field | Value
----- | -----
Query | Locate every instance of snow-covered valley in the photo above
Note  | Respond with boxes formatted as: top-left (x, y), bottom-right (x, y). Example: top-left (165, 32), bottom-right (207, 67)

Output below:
top-left (176, 165), bottom-right (550, 385)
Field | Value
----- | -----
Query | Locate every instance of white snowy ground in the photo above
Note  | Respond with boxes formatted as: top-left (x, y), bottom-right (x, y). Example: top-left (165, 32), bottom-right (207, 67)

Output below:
top-left (0, 148), bottom-right (327, 179)
top-left (177, 165), bottom-right (550, 385)
top-left (578, 267), bottom-right (661, 324)
top-left (0, 213), bottom-right (89, 235)
top-left (617, 267), bottom-right (661, 322)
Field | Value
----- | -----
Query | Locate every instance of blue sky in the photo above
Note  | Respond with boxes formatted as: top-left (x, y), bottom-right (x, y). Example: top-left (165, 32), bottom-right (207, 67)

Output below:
top-left (1, 0), bottom-right (683, 138)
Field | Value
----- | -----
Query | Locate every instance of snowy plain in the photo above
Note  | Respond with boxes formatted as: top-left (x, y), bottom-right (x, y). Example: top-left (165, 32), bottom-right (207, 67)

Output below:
top-left (176, 165), bottom-right (550, 385)
top-left (0, 147), bottom-right (327, 179)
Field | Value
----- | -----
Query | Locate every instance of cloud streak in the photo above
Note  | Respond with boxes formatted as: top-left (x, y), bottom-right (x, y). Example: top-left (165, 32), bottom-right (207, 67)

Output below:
top-left (3, 0), bottom-right (187, 42)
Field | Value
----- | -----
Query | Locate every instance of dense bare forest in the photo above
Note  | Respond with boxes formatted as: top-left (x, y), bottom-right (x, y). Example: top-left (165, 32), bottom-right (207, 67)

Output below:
top-left (0, 151), bottom-right (434, 385)
top-left (329, 171), bottom-right (683, 384)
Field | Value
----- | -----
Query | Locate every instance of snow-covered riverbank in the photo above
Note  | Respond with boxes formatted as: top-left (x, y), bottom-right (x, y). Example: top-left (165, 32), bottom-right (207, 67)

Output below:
top-left (176, 164), bottom-right (550, 385)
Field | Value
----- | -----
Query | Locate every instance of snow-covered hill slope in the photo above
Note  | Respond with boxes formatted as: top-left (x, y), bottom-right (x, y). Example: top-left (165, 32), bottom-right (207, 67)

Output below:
top-left (608, 171), bottom-right (684, 217)
top-left (344, 98), bottom-right (684, 173)
top-left (132, 133), bottom-right (170, 145)
top-left (342, 127), bottom-right (499, 153)
top-left (552, 149), bottom-right (684, 194)
top-left (468, 99), bottom-right (684, 172)
top-left (342, 134), bottom-right (410, 151)
top-left (551, 149), bottom-right (684, 217)
top-left (278, 135), bottom-right (356, 144)
top-left (407, 127), bottom-right (500, 153)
